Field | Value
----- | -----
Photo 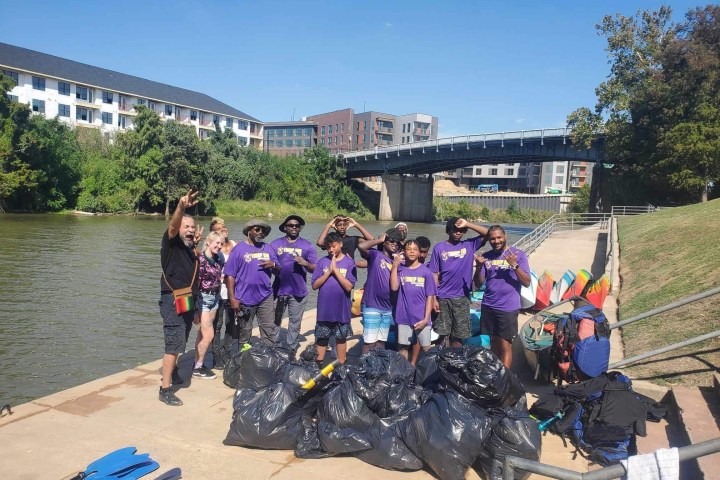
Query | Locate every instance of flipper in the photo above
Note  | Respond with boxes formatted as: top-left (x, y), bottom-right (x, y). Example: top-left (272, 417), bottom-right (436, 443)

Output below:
top-left (109, 458), bottom-right (160, 479)
top-left (154, 469), bottom-right (182, 480)
top-left (71, 447), bottom-right (138, 480)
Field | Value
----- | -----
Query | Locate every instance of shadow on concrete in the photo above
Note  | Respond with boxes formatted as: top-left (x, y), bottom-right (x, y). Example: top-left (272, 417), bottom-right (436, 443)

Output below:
top-left (590, 232), bottom-right (608, 279)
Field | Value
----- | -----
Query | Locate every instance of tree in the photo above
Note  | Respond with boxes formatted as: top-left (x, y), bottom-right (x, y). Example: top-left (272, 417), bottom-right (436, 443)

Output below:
top-left (569, 184), bottom-right (591, 213)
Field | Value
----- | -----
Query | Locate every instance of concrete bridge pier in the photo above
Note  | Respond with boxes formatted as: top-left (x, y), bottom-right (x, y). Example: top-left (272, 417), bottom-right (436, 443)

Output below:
top-left (378, 174), bottom-right (434, 222)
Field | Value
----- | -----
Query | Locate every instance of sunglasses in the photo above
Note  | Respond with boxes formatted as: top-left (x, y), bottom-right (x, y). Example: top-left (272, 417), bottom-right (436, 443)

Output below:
top-left (285, 223), bottom-right (301, 229)
top-left (452, 228), bottom-right (468, 233)
top-left (251, 226), bottom-right (265, 233)
top-left (385, 239), bottom-right (400, 244)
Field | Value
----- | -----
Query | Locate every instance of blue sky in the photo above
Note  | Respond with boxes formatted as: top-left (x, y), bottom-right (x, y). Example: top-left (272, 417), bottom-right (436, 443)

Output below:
top-left (0, 1), bottom-right (700, 136)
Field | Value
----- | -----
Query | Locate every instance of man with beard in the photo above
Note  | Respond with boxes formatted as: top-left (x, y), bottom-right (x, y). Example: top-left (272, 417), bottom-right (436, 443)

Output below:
top-left (429, 217), bottom-right (489, 347)
top-left (316, 215), bottom-right (374, 268)
top-left (224, 219), bottom-right (279, 344)
top-left (159, 189), bottom-right (200, 406)
top-left (357, 228), bottom-right (403, 353)
top-left (473, 225), bottom-right (530, 368)
top-left (270, 215), bottom-right (318, 350)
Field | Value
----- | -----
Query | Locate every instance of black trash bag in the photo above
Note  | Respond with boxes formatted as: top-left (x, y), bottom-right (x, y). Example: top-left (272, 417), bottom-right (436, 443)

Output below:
top-left (316, 378), bottom-right (378, 453)
top-left (438, 345), bottom-right (525, 408)
top-left (349, 349), bottom-right (416, 411)
top-left (224, 382), bottom-right (305, 450)
top-left (294, 416), bottom-right (334, 459)
top-left (222, 343), bottom-right (255, 389)
top-left (400, 390), bottom-right (493, 480)
top-left (280, 360), bottom-right (320, 387)
top-left (475, 401), bottom-right (542, 480)
top-left (373, 383), bottom-right (429, 421)
top-left (235, 338), bottom-right (291, 391)
top-left (354, 420), bottom-right (423, 471)
top-left (414, 347), bottom-right (443, 391)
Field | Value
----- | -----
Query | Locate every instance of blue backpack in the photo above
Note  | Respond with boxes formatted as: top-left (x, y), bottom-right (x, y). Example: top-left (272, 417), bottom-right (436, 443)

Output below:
top-left (550, 304), bottom-right (611, 385)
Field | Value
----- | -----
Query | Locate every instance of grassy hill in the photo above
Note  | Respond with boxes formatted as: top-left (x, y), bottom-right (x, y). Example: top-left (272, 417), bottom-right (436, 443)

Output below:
top-left (617, 199), bottom-right (720, 386)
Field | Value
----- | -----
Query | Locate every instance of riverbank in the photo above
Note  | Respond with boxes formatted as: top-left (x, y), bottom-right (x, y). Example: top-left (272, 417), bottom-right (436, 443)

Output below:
top-left (213, 198), bottom-right (375, 220)
top-left (617, 199), bottom-right (720, 387)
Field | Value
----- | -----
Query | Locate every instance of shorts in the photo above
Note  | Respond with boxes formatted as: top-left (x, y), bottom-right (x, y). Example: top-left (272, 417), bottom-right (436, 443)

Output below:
top-left (315, 321), bottom-right (353, 342)
top-left (434, 296), bottom-right (471, 339)
top-left (480, 305), bottom-right (520, 342)
top-left (160, 293), bottom-right (194, 354)
top-left (361, 305), bottom-right (393, 343)
top-left (397, 324), bottom-right (432, 347)
top-left (199, 291), bottom-right (220, 312)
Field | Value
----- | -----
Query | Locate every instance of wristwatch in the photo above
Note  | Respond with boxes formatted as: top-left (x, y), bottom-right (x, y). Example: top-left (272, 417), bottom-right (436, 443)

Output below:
top-left (513, 264), bottom-right (520, 270)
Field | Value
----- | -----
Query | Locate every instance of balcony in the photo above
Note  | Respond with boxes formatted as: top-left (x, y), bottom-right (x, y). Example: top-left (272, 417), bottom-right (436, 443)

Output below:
top-left (199, 117), bottom-right (215, 127)
top-left (75, 100), bottom-right (99, 109)
top-left (414, 128), bottom-right (429, 135)
top-left (376, 126), bottom-right (394, 134)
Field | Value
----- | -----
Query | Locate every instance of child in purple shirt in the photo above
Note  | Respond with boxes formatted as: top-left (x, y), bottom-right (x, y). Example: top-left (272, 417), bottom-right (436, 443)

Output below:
top-left (390, 239), bottom-right (437, 365)
top-left (312, 232), bottom-right (357, 364)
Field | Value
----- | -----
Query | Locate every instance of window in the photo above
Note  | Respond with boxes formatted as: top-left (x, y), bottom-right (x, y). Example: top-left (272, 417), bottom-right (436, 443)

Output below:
top-left (321, 126), bottom-right (326, 135)
top-left (58, 82), bottom-right (71, 96)
top-left (544, 164), bottom-right (553, 174)
top-left (556, 165), bottom-right (565, 174)
top-left (76, 107), bottom-right (92, 122)
top-left (102, 112), bottom-right (112, 124)
top-left (321, 138), bottom-right (325, 145)
top-left (340, 135), bottom-right (343, 144)
top-left (328, 125), bottom-right (333, 134)
top-left (341, 123), bottom-right (344, 133)
top-left (285, 140), bottom-right (293, 147)
top-left (58, 104), bottom-right (70, 117)
top-left (505, 168), bottom-right (514, 176)
top-left (226, 118), bottom-right (233, 128)
top-left (285, 128), bottom-right (293, 137)
top-left (356, 135), bottom-right (359, 144)
top-left (165, 105), bottom-right (173, 116)
top-left (190, 110), bottom-right (197, 121)
top-left (402, 137), bottom-right (405, 144)
top-left (238, 137), bottom-right (248, 146)
top-left (295, 128), bottom-right (303, 137)
top-left (8, 94), bottom-right (18, 102)
top-left (304, 128), bottom-right (312, 136)
top-left (356, 121), bottom-right (360, 130)
top-left (267, 129), bottom-right (275, 137)
top-left (1, 69), bottom-right (18, 84)
top-left (327, 137), bottom-right (332, 145)
top-left (402, 124), bottom-right (406, 133)
top-left (544, 174), bottom-right (552, 184)
top-left (213, 114), bottom-right (220, 125)
top-left (362, 134), bottom-right (366, 142)
top-left (76, 86), bottom-right (90, 101)
top-left (32, 76), bottom-right (45, 91)
top-left (238, 120), bottom-right (248, 130)
top-left (462, 168), bottom-right (473, 176)
top-left (32, 99), bottom-right (45, 113)
top-left (118, 115), bottom-right (126, 128)
top-left (295, 139), bottom-right (302, 147)
top-left (363, 120), bottom-right (367, 130)
top-left (555, 176), bottom-right (564, 185)
top-left (490, 168), bottom-right (498, 175)
top-left (334, 136), bottom-right (338, 145)
top-left (137, 99), bottom-right (146, 106)
top-left (102, 91), bottom-right (113, 104)
top-left (335, 124), bottom-right (339, 133)
top-left (303, 139), bottom-right (311, 147)
top-left (276, 129), bottom-right (283, 137)
top-left (267, 140), bottom-right (275, 147)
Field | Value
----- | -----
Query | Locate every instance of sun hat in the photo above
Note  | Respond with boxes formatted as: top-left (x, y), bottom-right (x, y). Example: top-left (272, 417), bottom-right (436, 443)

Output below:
top-left (279, 215), bottom-right (306, 233)
top-left (243, 219), bottom-right (272, 236)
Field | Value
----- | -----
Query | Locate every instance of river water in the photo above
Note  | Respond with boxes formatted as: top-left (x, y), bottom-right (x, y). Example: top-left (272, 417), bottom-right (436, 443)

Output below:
top-left (0, 214), bottom-right (532, 407)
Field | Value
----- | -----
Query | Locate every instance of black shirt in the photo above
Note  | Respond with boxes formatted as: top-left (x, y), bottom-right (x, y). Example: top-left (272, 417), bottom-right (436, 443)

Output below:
top-left (160, 230), bottom-right (198, 295)
top-left (341, 235), bottom-right (361, 259)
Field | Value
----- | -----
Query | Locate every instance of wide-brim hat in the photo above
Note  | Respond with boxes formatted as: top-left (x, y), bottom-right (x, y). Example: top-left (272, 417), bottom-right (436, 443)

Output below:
top-left (279, 215), bottom-right (306, 233)
top-left (243, 219), bottom-right (272, 236)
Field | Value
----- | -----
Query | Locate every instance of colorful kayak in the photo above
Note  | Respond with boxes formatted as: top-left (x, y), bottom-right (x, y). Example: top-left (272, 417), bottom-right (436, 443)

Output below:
top-left (534, 271), bottom-right (554, 311)
top-left (562, 269), bottom-right (593, 300)
top-left (351, 288), bottom-right (364, 316)
top-left (584, 274), bottom-right (611, 309)
top-left (551, 269), bottom-right (576, 304)
top-left (521, 270), bottom-right (539, 309)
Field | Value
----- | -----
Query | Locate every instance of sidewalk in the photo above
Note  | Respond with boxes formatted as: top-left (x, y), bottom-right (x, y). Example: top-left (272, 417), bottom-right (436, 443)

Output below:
top-left (0, 228), bottom-right (617, 479)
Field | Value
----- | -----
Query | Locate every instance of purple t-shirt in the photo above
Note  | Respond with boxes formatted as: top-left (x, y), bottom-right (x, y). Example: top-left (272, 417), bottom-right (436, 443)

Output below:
top-left (312, 255), bottom-right (357, 324)
top-left (395, 264), bottom-right (437, 326)
top-left (362, 249), bottom-right (394, 311)
top-left (224, 241), bottom-right (278, 306)
top-left (270, 236), bottom-right (319, 297)
top-left (480, 247), bottom-right (530, 312)
top-left (429, 236), bottom-right (485, 298)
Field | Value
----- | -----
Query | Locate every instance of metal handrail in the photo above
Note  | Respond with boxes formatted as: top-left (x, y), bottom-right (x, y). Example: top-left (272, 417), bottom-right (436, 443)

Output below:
top-left (609, 329), bottom-right (720, 369)
top-left (502, 437), bottom-right (720, 480)
top-left (610, 205), bottom-right (658, 215)
top-left (512, 213), bottom-right (611, 255)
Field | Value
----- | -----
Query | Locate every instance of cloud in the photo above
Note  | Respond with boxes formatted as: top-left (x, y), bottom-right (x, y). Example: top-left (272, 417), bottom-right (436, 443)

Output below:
top-left (515, 118), bottom-right (526, 124)
top-left (385, 22), bottom-right (393, 27)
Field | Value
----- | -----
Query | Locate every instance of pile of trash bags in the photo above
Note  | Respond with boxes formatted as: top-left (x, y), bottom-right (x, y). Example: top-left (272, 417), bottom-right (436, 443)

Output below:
top-left (223, 339), bottom-right (541, 480)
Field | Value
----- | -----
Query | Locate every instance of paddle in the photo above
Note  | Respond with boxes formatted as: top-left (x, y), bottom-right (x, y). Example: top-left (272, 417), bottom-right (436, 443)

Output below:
top-left (154, 468), bottom-right (182, 480)
top-left (70, 447), bottom-right (138, 480)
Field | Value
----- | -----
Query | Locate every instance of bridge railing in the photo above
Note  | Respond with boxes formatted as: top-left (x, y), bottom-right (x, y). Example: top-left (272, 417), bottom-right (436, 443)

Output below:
top-left (343, 127), bottom-right (575, 161)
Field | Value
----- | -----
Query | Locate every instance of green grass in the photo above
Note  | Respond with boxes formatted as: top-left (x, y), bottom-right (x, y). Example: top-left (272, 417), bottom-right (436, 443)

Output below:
top-left (617, 199), bottom-right (720, 386)
top-left (213, 199), bottom-right (374, 220)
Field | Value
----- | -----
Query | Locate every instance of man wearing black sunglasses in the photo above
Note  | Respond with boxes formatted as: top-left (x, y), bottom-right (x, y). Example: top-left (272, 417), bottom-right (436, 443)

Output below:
top-left (270, 215), bottom-right (318, 350)
top-left (429, 217), bottom-right (489, 347)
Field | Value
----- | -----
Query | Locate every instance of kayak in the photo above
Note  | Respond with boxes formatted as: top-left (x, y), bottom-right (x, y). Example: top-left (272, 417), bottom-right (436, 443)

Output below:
top-left (584, 274), bottom-right (611, 309)
top-left (520, 270), bottom-right (539, 309)
top-left (351, 288), bottom-right (363, 316)
top-left (562, 269), bottom-right (593, 300)
top-left (551, 269), bottom-right (576, 304)
top-left (534, 271), bottom-right (554, 311)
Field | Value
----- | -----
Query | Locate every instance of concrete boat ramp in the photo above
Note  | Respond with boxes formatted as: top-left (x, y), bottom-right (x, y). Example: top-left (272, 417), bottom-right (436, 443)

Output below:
top-left (0, 227), bottom-right (708, 479)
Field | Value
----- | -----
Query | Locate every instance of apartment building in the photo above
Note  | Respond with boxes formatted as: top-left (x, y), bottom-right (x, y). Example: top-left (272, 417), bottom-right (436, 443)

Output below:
top-left (351, 111), bottom-right (438, 150)
top-left (305, 108), bottom-right (354, 155)
top-left (264, 121), bottom-right (317, 156)
top-left (0, 42), bottom-right (263, 148)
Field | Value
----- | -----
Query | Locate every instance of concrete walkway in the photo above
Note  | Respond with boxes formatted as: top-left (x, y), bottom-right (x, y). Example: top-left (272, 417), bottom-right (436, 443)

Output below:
top-left (0, 228), bottom-right (617, 480)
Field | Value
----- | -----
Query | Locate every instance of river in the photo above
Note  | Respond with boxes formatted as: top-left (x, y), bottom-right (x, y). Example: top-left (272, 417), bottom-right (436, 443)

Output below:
top-left (0, 214), bottom-right (532, 407)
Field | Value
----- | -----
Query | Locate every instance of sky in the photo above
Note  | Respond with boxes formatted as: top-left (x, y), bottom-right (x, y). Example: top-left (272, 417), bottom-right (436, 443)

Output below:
top-left (0, 0), bottom-right (701, 137)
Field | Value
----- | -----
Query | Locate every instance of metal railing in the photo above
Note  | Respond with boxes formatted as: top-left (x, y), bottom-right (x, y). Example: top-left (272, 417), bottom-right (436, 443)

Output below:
top-left (512, 213), bottom-right (611, 255)
top-left (610, 205), bottom-right (658, 215)
top-left (502, 437), bottom-right (720, 480)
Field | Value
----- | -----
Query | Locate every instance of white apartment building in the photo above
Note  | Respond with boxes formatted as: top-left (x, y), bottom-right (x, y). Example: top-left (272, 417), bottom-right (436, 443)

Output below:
top-left (0, 42), bottom-right (263, 148)
top-left (395, 113), bottom-right (437, 145)
top-left (447, 160), bottom-right (591, 193)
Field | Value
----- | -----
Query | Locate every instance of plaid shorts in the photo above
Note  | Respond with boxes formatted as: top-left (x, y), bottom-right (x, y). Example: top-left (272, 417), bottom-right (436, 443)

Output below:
top-left (315, 321), bottom-right (353, 341)
top-left (434, 296), bottom-right (471, 339)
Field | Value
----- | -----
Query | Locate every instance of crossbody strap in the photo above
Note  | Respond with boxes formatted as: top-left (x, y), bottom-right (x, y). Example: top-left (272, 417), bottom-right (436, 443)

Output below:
top-left (162, 257), bottom-right (199, 291)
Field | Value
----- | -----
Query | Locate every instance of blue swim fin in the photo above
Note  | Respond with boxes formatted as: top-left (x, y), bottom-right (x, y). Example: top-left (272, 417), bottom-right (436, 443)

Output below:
top-left (71, 447), bottom-right (137, 479)
top-left (110, 458), bottom-right (160, 479)
top-left (154, 468), bottom-right (182, 480)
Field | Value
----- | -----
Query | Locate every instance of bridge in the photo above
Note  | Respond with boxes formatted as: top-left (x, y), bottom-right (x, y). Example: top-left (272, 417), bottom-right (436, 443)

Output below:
top-left (341, 128), bottom-right (604, 222)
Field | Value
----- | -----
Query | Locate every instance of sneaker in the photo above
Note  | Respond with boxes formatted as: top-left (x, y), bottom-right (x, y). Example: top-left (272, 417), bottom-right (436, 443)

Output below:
top-left (159, 387), bottom-right (183, 406)
top-left (192, 367), bottom-right (217, 380)
top-left (171, 368), bottom-right (184, 385)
